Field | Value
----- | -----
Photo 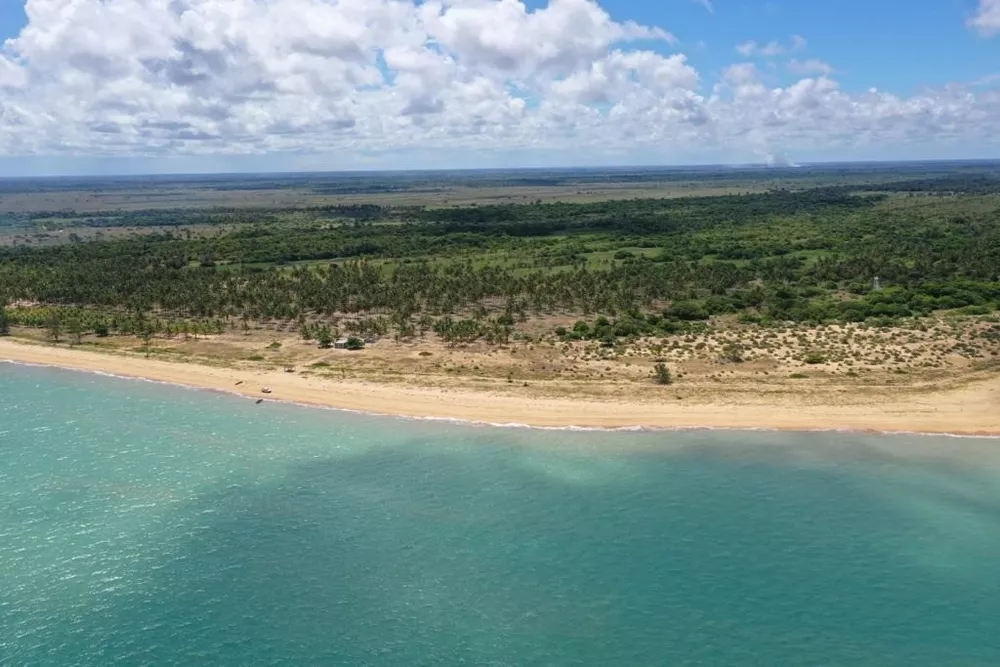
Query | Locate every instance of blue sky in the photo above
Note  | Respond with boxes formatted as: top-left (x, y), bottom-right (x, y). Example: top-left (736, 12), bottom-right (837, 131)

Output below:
top-left (0, 0), bottom-right (998, 176)
top-left (592, 0), bottom-right (999, 93)
top-left (0, 3), bottom-right (25, 37)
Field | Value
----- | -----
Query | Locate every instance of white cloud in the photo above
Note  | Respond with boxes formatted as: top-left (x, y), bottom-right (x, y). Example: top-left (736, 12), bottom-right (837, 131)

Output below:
top-left (551, 51), bottom-right (698, 104)
top-left (0, 54), bottom-right (27, 89)
top-left (736, 40), bottom-right (786, 57)
top-left (419, 0), bottom-right (674, 78)
top-left (721, 63), bottom-right (759, 85)
top-left (0, 0), bottom-right (997, 167)
top-left (788, 58), bottom-right (834, 76)
top-left (691, 0), bottom-right (714, 13)
top-left (735, 35), bottom-right (807, 58)
top-left (970, 0), bottom-right (1000, 35)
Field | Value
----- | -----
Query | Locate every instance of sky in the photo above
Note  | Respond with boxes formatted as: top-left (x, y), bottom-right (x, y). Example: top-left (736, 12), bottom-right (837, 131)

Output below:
top-left (0, 0), bottom-right (998, 177)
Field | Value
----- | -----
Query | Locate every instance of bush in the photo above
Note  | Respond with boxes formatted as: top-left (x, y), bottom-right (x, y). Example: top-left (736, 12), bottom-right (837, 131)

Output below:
top-left (654, 362), bottom-right (673, 385)
top-left (803, 351), bottom-right (826, 364)
top-left (667, 301), bottom-right (709, 321)
top-left (316, 326), bottom-right (333, 349)
top-left (720, 343), bottom-right (745, 363)
top-left (345, 336), bottom-right (365, 351)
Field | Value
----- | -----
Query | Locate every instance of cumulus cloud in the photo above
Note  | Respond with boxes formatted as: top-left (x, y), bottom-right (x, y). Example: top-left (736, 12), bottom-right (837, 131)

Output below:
top-left (419, 0), bottom-right (674, 77)
top-left (0, 0), bottom-right (997, 164)
top-left (0, 54), bottom-right (27, 89)
top-left (970, 0), bottom-right (1000, 35)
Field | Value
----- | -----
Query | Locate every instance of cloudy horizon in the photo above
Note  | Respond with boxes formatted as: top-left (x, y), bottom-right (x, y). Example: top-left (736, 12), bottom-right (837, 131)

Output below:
top-left (1, 0), bottom-right (998, 176)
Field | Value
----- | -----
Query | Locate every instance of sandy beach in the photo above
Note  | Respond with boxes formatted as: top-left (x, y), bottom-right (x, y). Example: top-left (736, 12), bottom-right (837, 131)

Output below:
top-left (3, 337), bottom-right (999, 435)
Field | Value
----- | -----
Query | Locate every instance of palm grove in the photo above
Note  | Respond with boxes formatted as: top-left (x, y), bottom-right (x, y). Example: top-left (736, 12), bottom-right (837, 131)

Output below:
top-left (1, 178), bottom-right (999, 348)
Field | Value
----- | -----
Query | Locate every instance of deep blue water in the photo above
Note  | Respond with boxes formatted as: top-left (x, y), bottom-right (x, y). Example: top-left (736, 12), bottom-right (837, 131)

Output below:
top-left (2, 362), bottom-right (1000, 665)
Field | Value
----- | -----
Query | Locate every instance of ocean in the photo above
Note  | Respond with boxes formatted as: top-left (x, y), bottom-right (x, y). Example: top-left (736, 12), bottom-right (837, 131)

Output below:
top-left (2, 362), bottom-right (1000, 666)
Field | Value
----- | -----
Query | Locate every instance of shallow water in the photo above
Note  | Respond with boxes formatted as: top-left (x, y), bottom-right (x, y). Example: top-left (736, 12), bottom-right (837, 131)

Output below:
top-left (2, 363), bottom-right (1000, 665)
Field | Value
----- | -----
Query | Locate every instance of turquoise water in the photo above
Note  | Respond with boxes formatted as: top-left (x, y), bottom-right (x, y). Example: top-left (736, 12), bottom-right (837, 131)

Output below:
top-left (2, 364), bottom-right (1000, 665)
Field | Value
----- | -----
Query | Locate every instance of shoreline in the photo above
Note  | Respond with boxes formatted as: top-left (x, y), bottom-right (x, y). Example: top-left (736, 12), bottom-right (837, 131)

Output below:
top-left (3, 338), bottom-right (1000, 437)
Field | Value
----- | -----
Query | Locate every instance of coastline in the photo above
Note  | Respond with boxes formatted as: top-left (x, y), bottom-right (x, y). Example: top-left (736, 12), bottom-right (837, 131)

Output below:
top-left (3, 338), bottom-right (1000, 436)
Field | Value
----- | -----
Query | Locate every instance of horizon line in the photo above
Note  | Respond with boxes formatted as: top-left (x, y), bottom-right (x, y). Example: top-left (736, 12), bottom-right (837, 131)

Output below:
top-left (1, 157), bottom-right (999, 181)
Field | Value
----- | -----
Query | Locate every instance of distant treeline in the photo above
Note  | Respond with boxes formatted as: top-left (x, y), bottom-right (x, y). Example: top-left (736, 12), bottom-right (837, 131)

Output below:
top-left (0, 204), bottom-right (417, 229)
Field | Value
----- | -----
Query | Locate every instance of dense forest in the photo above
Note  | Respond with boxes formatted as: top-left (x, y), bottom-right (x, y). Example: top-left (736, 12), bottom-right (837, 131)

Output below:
top-left (1, 170), bottom-right (999, 345)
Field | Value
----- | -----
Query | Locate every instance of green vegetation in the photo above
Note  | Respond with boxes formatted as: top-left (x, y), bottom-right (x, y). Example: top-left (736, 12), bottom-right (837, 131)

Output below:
top-left (0, 165), bottom-right (998, 348)
top-left (316, 326), bottom-right (334, 349)
top-left (654, 363), bottom-right (673, 385)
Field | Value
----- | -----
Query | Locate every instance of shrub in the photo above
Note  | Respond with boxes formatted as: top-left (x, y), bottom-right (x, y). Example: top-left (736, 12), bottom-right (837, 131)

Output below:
top-left (803, 351), bottom-right (827, 365)
top-left (667, 301), bottom-right (709, 321)
top-left (654, 362), bottom-right (673, 385)
top-left (317, 326), bottom-right (333, 349)
top-left (345, 336), bottom-right (365, 351)
top-left (721, 343), bottom-right (745, 363)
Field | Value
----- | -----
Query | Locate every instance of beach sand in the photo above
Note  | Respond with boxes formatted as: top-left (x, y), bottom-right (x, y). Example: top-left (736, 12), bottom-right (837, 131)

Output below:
top-left (2, 338), bottom-right (999, 435)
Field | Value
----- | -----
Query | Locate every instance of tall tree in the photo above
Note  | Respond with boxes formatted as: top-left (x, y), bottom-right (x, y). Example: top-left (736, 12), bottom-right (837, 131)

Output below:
top-left (46, 311), bottom-right (62, 343)
top-left (141, 326), bottom-right (154, 358)
top-left (66, 316), bottom-right (84, 346)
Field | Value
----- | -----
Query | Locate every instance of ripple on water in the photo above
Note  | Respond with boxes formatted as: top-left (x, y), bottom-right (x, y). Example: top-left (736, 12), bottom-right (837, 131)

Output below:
top-left (1, 363), bottom-right (1000, 665)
